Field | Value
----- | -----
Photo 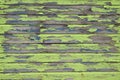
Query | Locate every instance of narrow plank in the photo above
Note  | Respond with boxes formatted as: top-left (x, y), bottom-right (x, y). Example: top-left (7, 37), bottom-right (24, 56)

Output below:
top-left (0, 10), bottom-right (119, 15)
top-left (1, 14), bottom-right (119, 22)
top-left (1, 34), bottom-right (120, 43)
top-left (0, 5), bottom-right (120, 14)
top-left (0, 72), bottom-right (119, 80)
top-left (36, 34), bottom-right (120, 43)
top-left (0, 20), bottom-right (119, 25)
top-left (0, 0), bottom-right (119, 5)
top-left (0, 63), bottom-right (120, 73)
top-left (0, 54), bottom-right (120, 62)
top-left (0, 24), bottom-right (120, 34)
top-left (1, 43), bottom-right (120, 53)
top-left (1, 5), bottom-right (120, 10)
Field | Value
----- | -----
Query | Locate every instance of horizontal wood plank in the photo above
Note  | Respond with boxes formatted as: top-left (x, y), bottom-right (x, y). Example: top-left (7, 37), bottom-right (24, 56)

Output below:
top-left (0, 20), bottom-right (119, 25)
top-left (0, 54), bottom-right (120, 63)
top-left (0, 72), bottom-right (120, 80)
top-left (1, 14), bottom-right (119, 22)
top-left (0, 24), bottom-right (120, 34)
top-left (0, 43), bottom-right (120, 53)
top-left (0, 0), bottom-right (120, 5)
top-left (0, 63), bottom-right (120, 73)
top-left (0, 5), bottom-right (120, 14)
top-left (0, 34), bottom-right (120, 43)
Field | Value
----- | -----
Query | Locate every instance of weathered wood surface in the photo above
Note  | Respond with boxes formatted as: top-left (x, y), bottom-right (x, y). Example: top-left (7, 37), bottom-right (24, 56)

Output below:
top-left (0, 62), bottom-right (120, 73)
top-left (1, 25), bottom-right (120, 34)
top-left (0, 43), bottom-right (120, 53)
top-left (0, 34), bottom-right (120, 43)
top-left (0, 54), bottom-right (120, 62)
top-left (0, 0), bottom-right (119, 5)
top-left (0, 0), bottom-right (120, 80)
top-left (0, 72), bottom-right (120, 80)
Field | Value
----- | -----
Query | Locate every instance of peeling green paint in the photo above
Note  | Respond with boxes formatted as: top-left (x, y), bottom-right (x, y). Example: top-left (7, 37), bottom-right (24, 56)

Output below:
top-left (0, 54), bottom-right (120, 63)
top-left (0, 0), bottom-right (120, 80)
top-left (0, 0), bottom-right (120, 5)
top-left (0, 72), bottom-right (120, 80)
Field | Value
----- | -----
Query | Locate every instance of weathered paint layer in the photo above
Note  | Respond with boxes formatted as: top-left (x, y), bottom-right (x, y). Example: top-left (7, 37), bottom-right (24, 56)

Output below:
top-left (0, 0), bottom-right (120, 80)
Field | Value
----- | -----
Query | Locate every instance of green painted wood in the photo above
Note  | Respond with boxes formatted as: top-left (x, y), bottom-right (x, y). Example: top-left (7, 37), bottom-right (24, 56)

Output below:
top-left (0, 21), bottom-right (119, 25)
top-left (0, 0), bottom-right (120, 80)
top-left (0, 6), bottom-right (120, 14)
top-left (0, 54), bottom-right (120, 62)
top-left (0, 34), bottom-right (120, 43)
top-left (0, 15), bottom-right (119, 23)
top-left (0, 63), bottom-right (120, 73)
top-left (0, 72), bottom-right (120, 80)
top-left (1, 43), bottom-right (120, 53)
top-left (1, 24), bottom-right (120, 34)
top-left (0, 0), bottom-right (120, 5)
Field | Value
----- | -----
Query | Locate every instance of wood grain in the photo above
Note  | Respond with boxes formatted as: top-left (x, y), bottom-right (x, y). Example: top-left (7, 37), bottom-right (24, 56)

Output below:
top-left (0, 0), bottom-right (120, 80)
top-left (0, 54), bottom-right (120, 62)
top-left (0, 72), bottom-right (120, 80)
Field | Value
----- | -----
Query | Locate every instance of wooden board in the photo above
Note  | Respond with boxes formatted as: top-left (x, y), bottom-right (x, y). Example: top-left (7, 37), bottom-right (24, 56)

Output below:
top-left (0, 53), bottom-right (120, 62)
top-left (0, 72), bottom-right (120, 80)
top-left (0, 25), bottom-right (120, 34)
top-left (0, 0), bottom-right (120, 80)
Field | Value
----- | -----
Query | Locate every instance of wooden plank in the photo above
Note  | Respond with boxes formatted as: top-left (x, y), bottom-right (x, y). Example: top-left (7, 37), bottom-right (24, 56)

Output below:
top-left (0, 0), bottom-right (120, 5)
top-left (1, 14), bottom-right (119, 22)
top-left (1, 5), bottom-right (120, 10)
top-left (0, 63), bottom-right (120, 73)
top-left (31, 34), bottom-right (120, 43)
top-left (0, 34), bottom-right (120, 44)
top-left (0, 20), bottom-right (119, 25)
top-left (1, 43), bottom-right (120, 53)
top-left (0, 54), bottom-right (120, 63)
top-left (0, 72), bottom-right (120, 80)
top-left (0, 24), bottom-right (120, 34)
top-left (0, 5), bottom-right (120, 14)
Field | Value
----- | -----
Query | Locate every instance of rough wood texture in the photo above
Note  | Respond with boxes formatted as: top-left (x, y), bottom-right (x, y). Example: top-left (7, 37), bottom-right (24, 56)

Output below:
top-left (0, 0), bottom-right (120, 80)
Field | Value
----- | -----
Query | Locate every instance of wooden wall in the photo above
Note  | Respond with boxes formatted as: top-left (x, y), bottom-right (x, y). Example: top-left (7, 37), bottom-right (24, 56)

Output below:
top-left (0, 0), bottom-right (120, 80)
